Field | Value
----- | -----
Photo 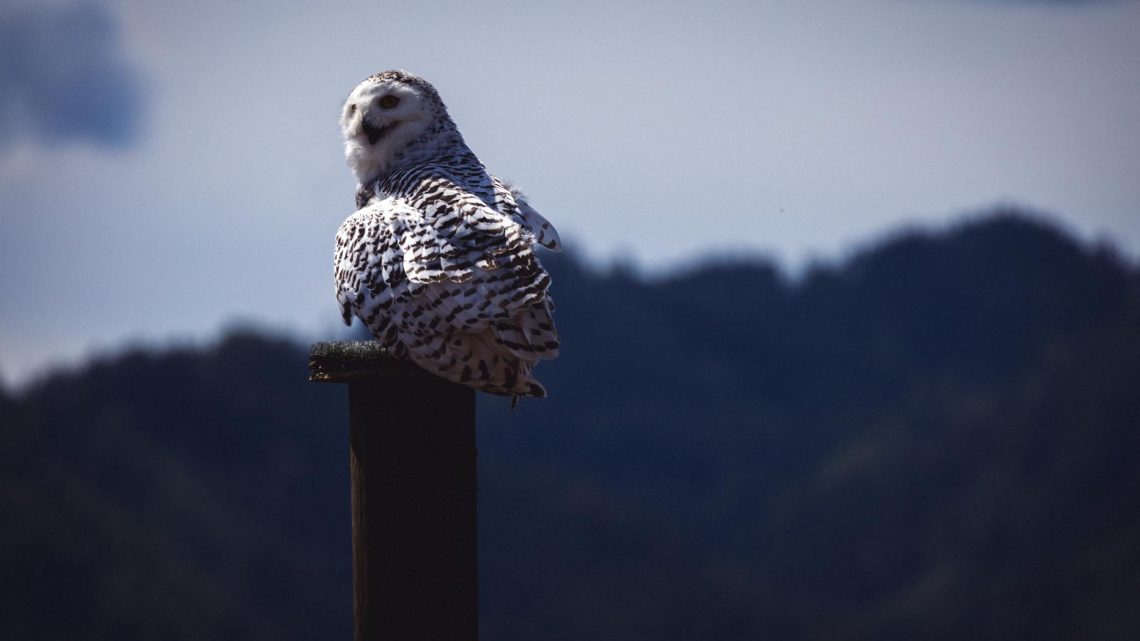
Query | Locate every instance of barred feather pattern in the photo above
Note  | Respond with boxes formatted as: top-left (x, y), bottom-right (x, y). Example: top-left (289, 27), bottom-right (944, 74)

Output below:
top-left (334, 71), bottom-right (560, 397)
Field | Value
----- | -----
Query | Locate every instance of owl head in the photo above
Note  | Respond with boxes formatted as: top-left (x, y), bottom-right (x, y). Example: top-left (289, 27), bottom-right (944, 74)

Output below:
top-left (341, 70), bottom-right (459, 185)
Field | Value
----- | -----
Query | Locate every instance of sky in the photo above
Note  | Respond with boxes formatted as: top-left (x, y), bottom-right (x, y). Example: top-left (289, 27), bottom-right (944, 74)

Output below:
top-left (1, 0), bottom-right (1138, 387)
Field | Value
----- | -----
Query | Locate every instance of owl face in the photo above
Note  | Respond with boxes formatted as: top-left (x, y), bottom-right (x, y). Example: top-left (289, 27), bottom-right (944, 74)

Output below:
top-left (341, 71), bottom-right (441, 184)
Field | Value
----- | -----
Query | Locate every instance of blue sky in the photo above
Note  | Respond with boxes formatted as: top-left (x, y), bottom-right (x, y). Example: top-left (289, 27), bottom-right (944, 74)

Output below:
top-left (1, 0), bottom-right (1138, 386)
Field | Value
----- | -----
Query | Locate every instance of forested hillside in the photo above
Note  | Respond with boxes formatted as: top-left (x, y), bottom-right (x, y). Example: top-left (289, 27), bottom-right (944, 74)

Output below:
top-left (4, 212), bottom-right (1139, 640)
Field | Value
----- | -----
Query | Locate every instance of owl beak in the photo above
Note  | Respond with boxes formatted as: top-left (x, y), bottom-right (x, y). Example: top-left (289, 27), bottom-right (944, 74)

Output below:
top-left (362, 119), bottom-right (396, 146)
top-left (362, 120), bottom-right (383, 145)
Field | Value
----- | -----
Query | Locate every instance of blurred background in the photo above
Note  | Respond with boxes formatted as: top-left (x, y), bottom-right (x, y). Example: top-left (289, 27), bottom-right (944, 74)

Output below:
top-left (2, 0), bottom-right (1139, 639)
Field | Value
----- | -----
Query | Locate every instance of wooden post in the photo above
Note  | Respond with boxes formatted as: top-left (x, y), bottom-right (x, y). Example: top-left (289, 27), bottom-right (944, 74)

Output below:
top-left (310, 341), bottom-right (478, 641)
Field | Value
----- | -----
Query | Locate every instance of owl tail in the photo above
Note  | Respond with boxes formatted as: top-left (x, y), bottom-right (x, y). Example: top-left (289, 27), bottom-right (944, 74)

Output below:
top-left (406, 329), bottom-right (547, 398)
top-left (491, 300), bottom-right (560, 363)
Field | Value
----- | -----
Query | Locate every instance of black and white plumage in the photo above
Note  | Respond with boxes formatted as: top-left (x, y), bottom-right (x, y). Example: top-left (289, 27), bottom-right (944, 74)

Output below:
top-left (334, 70), bottom-right (560, 398)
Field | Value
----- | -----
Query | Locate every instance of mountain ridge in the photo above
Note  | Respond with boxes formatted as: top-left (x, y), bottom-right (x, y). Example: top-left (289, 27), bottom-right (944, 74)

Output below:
top-left (3, 211), bottom-right (1138, 640)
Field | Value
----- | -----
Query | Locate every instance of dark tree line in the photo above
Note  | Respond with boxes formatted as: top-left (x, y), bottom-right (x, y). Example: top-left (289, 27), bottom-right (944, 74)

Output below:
top-left (3, 210), bottom-right (1139, 640)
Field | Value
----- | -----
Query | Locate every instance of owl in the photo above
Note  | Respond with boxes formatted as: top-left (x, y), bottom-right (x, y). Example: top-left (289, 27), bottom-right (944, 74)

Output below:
top-left (334, 70), bottom-right (561, 398)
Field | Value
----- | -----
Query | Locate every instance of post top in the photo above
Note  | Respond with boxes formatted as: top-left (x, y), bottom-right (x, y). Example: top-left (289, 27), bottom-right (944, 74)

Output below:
top-left (309, 341), bottom-right (426, 383)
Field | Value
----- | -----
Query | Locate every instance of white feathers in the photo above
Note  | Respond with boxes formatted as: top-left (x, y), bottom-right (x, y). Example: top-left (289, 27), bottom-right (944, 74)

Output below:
top-left (504, 181), bottom-right (562, 251)
top-left (341, 75), bottom-right (434, 184)
top-left (333, 70), bottom-right (560, 397)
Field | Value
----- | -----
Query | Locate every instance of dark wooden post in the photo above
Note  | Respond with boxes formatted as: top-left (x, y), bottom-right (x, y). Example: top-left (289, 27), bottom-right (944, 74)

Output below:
top-left (309, 341), bottom-right (478, 641)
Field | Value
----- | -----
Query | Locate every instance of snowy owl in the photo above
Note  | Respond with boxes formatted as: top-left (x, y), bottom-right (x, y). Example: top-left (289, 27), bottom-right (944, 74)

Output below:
top-left (334, 70), bottom-right (561, 398)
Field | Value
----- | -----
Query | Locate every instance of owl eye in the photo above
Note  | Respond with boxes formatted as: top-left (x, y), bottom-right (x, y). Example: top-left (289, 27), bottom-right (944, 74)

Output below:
top-left (378, 95), bottom-right (400, 109)
top-left (347, 104), bottom-right (357, 117)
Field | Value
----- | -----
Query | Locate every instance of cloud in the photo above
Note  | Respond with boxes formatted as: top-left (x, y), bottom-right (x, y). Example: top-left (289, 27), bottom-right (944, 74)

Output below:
top-left (0, 2), bottom-right (144, 149)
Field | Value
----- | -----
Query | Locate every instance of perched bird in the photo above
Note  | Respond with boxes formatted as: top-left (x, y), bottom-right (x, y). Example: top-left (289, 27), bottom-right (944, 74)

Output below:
top-left (334, 70), bottom-right (560, 398)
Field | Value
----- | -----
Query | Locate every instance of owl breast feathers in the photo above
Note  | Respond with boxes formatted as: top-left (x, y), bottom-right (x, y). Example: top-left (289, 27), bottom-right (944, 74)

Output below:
top-left (334, 70), bottom-right (561, 397)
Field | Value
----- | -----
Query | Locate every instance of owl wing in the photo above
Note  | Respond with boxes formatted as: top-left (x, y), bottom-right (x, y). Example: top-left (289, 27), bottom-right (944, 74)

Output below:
top-left (334, 184), bottom-right (559, 396)
top-left (495, 177), bottom-right (562, 251)
top-left (334, 198), bottom-right (408, 348)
